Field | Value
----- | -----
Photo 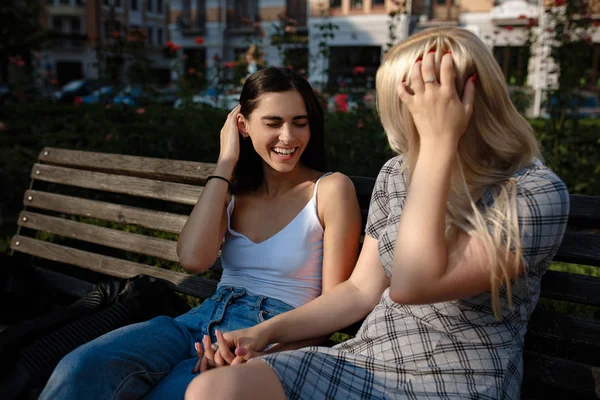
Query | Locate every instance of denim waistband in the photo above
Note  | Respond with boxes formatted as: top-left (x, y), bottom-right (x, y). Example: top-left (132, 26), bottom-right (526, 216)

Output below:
top-left (212, 286), bottom-right (295, 312)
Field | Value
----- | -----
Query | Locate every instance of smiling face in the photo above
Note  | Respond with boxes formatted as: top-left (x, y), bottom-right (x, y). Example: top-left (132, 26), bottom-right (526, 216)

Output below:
top-left (239, 90), bottom-right (310, 173)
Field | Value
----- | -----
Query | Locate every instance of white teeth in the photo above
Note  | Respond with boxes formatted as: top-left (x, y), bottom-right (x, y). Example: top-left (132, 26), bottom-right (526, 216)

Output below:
top-left (273, 147), bottom-right (295, 155)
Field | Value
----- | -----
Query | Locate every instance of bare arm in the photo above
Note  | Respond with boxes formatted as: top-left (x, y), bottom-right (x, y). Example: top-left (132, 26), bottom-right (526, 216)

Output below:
top-left (176, 160), bottom-right (234, 274)
top-left (231, 235), bottom-right (390, 351)
top-left (389, 48), bottom-right (519, 304)
top-left (177, 106), bottom-right (241, 274)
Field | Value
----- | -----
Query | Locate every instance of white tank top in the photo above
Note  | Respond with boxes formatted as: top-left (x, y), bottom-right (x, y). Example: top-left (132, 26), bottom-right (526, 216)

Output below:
top-left (218, 173), bottom-right (331, 308)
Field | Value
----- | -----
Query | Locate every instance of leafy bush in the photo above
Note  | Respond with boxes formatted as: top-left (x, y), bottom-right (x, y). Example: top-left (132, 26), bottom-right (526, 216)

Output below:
top-left (1, 104), bottom-right (598, 223)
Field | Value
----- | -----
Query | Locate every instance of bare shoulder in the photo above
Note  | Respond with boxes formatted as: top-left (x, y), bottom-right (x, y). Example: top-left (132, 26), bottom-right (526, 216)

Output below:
top-left (318, 172), bottom-right (356, 199)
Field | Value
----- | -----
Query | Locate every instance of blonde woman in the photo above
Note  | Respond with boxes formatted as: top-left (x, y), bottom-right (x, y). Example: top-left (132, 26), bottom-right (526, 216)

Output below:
top-left (185, 27), bottom-right (570, 400)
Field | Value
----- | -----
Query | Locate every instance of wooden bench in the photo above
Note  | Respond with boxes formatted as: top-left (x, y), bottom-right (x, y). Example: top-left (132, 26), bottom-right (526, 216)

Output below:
top-left (6, 147), bottom-right (600, 399)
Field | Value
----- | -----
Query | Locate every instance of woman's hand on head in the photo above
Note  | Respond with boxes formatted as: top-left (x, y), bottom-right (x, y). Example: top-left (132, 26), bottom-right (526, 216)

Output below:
top-left (397, 51), bottom-right (476, 148)
top-left (218, 104), bottom-right (242, 165)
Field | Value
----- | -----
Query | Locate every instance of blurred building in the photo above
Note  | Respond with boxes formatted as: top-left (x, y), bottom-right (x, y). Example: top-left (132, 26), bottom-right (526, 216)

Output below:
top-left (40, 0), bottom-right (171, 86)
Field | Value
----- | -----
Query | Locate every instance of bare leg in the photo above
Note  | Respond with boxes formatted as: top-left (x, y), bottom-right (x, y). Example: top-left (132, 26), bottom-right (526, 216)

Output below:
top-left (185, 360), bottom-right (286, 400)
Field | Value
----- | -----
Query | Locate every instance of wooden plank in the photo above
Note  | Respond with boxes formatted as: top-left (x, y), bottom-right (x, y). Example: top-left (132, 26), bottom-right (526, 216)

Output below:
top-left (39, 147), bottom-right (216, 184)
top-left (554, 231), bottom-right (600, 267)
top-left (24, 190), bottom-right (188, 234)
top-left (10, 236), bottom-right (217, 298)
top-left (349, 176), bottom-right (375, 209)
top-left (18, 211), bottom-right (180, 263)
top-left (540, 270), bottom-right (600, 307)
top-left (30, 164), bottom-right (203, 206)
top-left (568, 194), bottom-right (600, 229)
top-left (526, 309), bottom-right (600, 366)
top-left (521, 351), bottom-right (599, 399)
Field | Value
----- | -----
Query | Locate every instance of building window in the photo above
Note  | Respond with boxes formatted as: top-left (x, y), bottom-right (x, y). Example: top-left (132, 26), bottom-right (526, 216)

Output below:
top-left (156, 0), bottom-right (163, 13)
top-left (232, 0), bottom-right (259, 27)
top-left (147, 0), bottom-right (153, 12)
top-left (52, 16), bottom-right (64, 32)
top-left (493, 46), bottom-right (529, 86)
top-left (71, 17), bottom-right (81, 33)
top-left (59, 0), bottom-right (69, 4)
top-left (116, 0), bottom-right (121, 6)
top-left (350, 0), bottom-right (363, 9)
top-left (286, 0), bottom-right (306, 26)
top-left (372, 0), bottom-right (385, 6)
top-left (147, 27), bottom-right (153, 44)
top-left (131, 0), bottom-right (138, 11)
top-left (157, 28), bottom-right (163, 45)
top-left (330, 0), bottom-right (342, 7)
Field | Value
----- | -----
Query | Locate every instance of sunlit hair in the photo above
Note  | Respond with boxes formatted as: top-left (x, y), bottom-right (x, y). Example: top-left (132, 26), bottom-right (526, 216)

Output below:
top-left (376, 27), bottom-right (541, 319)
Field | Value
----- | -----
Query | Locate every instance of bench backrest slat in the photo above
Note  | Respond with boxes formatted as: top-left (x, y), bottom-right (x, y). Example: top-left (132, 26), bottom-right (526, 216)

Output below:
top-left (24, 190), bottom-right (188, 234)
top-left (18, 211), bottom-right (180, 263)
top-left (39, 147), bottom-right (214, 184)
top-left (32, 164), bottom-right (203, 205)
top-left (567, 194), bottom-right (600, 228)
top-left (552, 231), bottom-right (600, 267)
top-left (538, 270), bottom-right (600, 308)
top-left (11, 235), bottom-right (217, 298)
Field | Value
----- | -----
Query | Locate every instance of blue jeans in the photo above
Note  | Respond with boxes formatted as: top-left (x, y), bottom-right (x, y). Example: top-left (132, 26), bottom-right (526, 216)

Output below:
top-left (39, 286), bottom-right (294, 400)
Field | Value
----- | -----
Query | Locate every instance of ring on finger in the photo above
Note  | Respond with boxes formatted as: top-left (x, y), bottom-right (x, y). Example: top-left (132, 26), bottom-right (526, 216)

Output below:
top-left (211, 343), bottom-right (219, 351)
top-left (424, 77), bottom-right (436, 84)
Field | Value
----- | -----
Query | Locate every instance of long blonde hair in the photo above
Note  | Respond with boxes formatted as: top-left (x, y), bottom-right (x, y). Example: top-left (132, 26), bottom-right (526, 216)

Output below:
top-left (376, 27), bottom-right (541, 318)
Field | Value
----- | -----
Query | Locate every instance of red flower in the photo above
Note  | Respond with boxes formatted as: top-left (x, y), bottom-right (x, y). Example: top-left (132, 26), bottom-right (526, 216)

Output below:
top-left (288, 65), bottom-right (293, 70)
top-left (526, 18), bottom-right (536, 28)
top-left (545, 27), bottom-right (553, 33)
top-left (194, 37), bottom-right (204, 45)
top-left (594, 21), bottom-right (600, 27)
top-left (505, 26), bottom-right (513, 31)
top-left (112, 30), bottom-right (120, 39)
top-left (136, 108), bottom-right (146, 114)
top-left (353, 66), bottom-right (366, 75)
top-left (223, 62), bottom-right (236, 68)
top-left (554, 0), bottom-right (565, 5)
top-left (564, 32), bottom-right (572, 40)
top-left (166, 40), bottom-right (175, 48)
top-left (74, 96), bottom-right (83, 106)
top-left (16, 60), bottom-right (25, 67)
top-left (188, 68), bottom-right (196, 74)
top-left (518, 14), bottom-right (526, 19)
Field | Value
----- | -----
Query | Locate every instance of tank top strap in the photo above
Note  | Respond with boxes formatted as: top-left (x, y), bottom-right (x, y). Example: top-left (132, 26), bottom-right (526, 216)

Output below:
top-left (312, 172), bottom-right (332, 213)
top-left (313, 172), bottom-right (333, 197)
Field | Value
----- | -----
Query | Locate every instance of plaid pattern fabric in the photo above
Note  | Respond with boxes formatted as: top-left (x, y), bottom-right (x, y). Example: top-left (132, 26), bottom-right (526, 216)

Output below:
top-left (259, 157), bottom-right (569, 400)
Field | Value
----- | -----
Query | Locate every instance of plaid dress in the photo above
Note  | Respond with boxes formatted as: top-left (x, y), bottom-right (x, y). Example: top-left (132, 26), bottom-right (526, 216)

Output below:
top-left (259, 157), bottom-right (570, 400)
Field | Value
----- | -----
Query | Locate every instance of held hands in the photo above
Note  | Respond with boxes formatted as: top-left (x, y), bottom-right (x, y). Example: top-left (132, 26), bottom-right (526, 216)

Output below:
top-left (218, 104), bottom-right (243, 164)
top-left (397, 51), bottom-right (476, 147)
top-left (191, 327), bottom-right (269, 373)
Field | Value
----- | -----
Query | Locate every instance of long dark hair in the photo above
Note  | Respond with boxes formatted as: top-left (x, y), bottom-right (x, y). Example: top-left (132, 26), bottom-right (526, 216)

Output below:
top-left (230, 67), bottom-right (328, 194)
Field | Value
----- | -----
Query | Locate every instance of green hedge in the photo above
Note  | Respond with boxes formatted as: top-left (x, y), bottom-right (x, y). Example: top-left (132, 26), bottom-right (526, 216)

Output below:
top-left (1, 103), bottom-right (598, 229)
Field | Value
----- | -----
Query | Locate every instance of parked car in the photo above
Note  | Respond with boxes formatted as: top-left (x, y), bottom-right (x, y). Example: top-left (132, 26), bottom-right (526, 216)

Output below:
top-left (542, 92), bottom-right (600, 119)
top-left (53, 79), bottom-right (103, 104)
top-left (81, 86), bottom-right (115, 105)
top-left (173, 90), bottom-right (240, 110)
